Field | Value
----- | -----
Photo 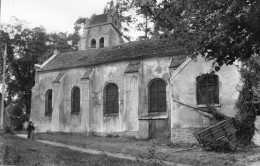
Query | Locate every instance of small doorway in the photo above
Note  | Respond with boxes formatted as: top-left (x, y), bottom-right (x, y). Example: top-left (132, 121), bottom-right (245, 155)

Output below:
top-left (148, 119), bottom-right (170, 139)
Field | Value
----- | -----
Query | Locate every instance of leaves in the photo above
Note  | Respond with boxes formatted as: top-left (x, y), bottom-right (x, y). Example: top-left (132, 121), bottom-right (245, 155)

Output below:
top-left (103, 0), bottom-right (155, 40)
top-left (1, 18), bottom-right (76, 113)
top-left (134, 0), bottom-right (260, 66)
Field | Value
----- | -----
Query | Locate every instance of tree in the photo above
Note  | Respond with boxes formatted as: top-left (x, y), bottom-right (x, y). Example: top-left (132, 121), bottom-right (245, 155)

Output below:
top-left (134, 0), bottom-right (260, 66)
top-left (103, 0), bottom-right (154, 41)
top-left (68, 17), bottom-right (88, 51)
top-left (235, 55), bottom-right (260, 145)
top-left (1, 19), bottom-right (49, 114)
top-left (1, 18), bottom-right (75, 115)
top-left (38, 32), bottom-right (75, 64)
top-left (135, 5), bottom-right (154, 40)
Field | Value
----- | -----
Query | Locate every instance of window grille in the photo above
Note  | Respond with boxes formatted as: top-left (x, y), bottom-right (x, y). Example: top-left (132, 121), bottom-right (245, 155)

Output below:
top-left (196, 74), bottom-right (219, 105)
top-left (71, 87), bottom-right (80, 114)
top-left (45, 89), bottom-right (52, 116)
top-left (149, 79), bottom-right (166, 113)
top-left (104, 83), bottom-right (119, 115)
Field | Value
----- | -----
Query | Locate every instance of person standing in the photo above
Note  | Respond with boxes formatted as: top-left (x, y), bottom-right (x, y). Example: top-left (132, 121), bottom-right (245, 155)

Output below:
top-left (27, 121), bottom-right (35, 139)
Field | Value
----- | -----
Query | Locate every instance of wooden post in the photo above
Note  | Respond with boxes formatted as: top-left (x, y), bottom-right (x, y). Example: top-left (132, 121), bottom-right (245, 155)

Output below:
top-left (0, 43), bottom-right (6, 128)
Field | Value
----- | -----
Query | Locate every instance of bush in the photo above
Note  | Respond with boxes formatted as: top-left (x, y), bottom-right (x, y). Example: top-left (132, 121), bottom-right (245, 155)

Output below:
top-left (4, 126), bottom-right (15, 135)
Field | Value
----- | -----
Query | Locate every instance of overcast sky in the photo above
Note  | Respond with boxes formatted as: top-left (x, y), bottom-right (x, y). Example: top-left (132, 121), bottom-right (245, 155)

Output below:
top-left (1, 0), bottom-right (109, 33)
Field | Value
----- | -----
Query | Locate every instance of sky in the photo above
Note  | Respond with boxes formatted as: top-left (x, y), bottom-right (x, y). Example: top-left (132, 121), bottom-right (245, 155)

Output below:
top-left (1, 0), bottom-right (109, 33)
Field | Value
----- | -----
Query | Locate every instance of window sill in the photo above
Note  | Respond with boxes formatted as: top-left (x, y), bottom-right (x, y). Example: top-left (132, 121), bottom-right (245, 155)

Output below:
top-left (71, 113), bottom-right (80, 116)
top-left (197, 104), bottom-right (221, 108)
top-left (44, 113), bottom-right (52, 117)
top-left (103, 113), bottom-right (119, 117)
top-left (139, 112), bottom-right (168, 120)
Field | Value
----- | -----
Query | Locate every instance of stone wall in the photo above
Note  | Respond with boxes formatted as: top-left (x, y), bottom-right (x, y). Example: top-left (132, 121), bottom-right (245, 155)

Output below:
top-left (171, 128), bottom-right (201, 144)
top-left (79, 24), bottom-right (120, 50)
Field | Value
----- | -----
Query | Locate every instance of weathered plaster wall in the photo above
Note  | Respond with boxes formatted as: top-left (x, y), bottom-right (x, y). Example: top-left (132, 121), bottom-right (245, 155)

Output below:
top-left (88, 62), bottom-right (127, 134)
top-left (79, 24), bottom-right (120, 50)
top-left (170, 56), bottom-right (240, 143)
top-left (31, 72), bottom-right (57, 131)
top-left (31, 56), bottom-right (173, 138)
top-left (56, 68), bottom-right (87, 132)
top-left (31, 68), bottom-right (89, 132)
top-left (124, 73), bottom-right (140, 133)
top-left (138, 57), bottom-right (172, 139)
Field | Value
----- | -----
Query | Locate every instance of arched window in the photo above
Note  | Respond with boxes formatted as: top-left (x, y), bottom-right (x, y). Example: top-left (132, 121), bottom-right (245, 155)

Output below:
top-left (104, 83), bottom-right (119, 115)
top-left (196, 74), bottom-right (219, 105)
top-left (45, 89), bottom-right (52, 116)
top-left (99, 37), bottom-right (104, 48)
top-left (149, 79), bottom-right (166, 113)
top-left (71, 87), bottom-right (80, 114)
top-left (91, 39), bottom-right (96, 48)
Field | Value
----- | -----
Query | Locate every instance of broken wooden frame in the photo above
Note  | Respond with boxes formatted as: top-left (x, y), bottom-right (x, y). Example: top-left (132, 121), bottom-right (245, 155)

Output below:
top-left (172, 99), bottom-right (238, 151)
top-left (194, 118), bottom-right (238, 151)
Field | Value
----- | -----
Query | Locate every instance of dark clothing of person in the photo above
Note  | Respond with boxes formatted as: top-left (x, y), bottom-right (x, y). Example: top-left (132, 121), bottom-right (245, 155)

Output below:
top-left (27, 123), bottom-right (35, 139)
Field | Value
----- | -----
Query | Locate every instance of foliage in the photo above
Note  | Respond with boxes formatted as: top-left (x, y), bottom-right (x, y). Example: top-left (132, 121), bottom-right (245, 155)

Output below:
top-left (67, 17), bottom-right (88, 51)
top-left (0, 18), bottom-right (75, 115)
top-left (235, 55), bottom-right (260, 145)
top-left (1, 19), bottom-right (49, 113)
top-left (38, 32), bottom-right (75, 64)
top-left (4, 101), bottom-right (28, 130)
top-left (104, 0), bottom-right (154, 41)
top-left (103, 0), bottom-right (132, 41)
top-left (135, 5), bottom-right (154, 40)
top-left (134, 0), bottom-right (260, 67)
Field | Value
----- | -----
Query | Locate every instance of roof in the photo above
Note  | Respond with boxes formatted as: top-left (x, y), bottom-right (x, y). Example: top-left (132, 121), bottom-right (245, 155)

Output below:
top-left (52, 72), bottom-right (65, 83)
top-left (40, 38), bottom-right (187, 72)
top-left (124, 61), bottom-right (141, 73)
top-left (89, 13), bottom-right (108, 26)
top-left (81, 68), bottom-right (94, 80)
top-left (169, 56), bottom-right (186, 69)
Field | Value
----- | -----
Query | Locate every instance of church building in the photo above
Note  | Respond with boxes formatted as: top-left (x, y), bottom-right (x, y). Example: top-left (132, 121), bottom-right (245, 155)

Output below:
top-left (31, 9), bottom-right (240, 143)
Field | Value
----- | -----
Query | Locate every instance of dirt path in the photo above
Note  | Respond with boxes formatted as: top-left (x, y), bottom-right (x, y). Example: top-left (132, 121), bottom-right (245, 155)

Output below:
top-left (16, 134), bottom-right (191, 166)
top-left (1, 134), bottom-right (136, 166)
top-left (17, 132), bottom-right (260, 166)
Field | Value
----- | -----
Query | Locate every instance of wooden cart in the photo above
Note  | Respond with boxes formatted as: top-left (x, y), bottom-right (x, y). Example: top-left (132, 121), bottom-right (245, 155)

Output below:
top-left (194, 118), bottom-right (238, 151)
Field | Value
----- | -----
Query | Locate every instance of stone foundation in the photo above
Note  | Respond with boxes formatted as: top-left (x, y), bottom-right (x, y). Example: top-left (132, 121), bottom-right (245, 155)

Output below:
top-left (82, 131), bottom-right (139, 138)
top-left (171, 127), bottom-right (202, 144)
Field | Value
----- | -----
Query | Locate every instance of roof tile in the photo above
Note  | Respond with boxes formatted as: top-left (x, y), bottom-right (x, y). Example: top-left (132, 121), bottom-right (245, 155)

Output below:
top-left (169, 56), bottom-right (186, 69)
top-left (89, 13), bottom-right (108, 26)
top-left (81, 68), bottom-right (94, 80)
top-left (52, 72), bottom-right (65, 83)
top-left (124, 61), bottom-right (141, 73)
top-left (40, 39), bottom-right (187, 72)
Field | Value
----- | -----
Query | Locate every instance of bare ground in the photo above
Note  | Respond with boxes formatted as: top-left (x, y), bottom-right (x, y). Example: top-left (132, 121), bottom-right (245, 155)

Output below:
top-left (34, 132), bottom-right (260, 166)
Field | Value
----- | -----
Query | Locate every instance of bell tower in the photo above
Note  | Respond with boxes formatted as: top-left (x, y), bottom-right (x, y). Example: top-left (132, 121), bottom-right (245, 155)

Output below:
top-left (78, 7), bottom-right (124, 50)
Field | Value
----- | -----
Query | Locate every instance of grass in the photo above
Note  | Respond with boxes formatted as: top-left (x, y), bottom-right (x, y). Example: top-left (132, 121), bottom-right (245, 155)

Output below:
top-left (34, 132), bottom-right (260, 166)
top-left (0, 132), bottom-right (137, 166)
